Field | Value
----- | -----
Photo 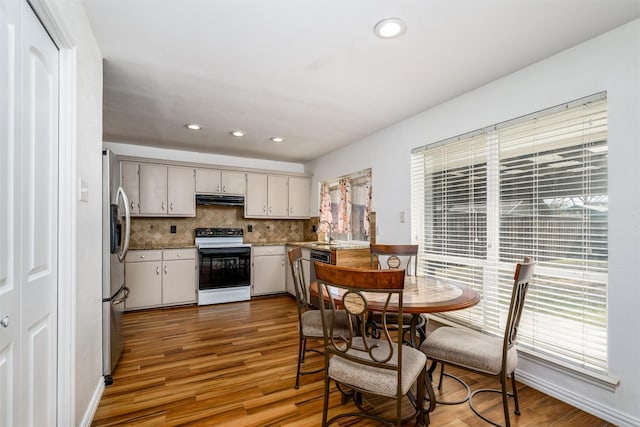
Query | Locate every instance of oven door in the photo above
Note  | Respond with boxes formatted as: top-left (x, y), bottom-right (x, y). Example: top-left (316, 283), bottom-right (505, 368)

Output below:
top-left (198, 246), bottom-right (251, 290)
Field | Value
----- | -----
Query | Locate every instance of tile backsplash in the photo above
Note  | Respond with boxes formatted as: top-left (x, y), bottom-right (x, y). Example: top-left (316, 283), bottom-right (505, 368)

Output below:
top-left (128, 205), bottom-right (319, 247)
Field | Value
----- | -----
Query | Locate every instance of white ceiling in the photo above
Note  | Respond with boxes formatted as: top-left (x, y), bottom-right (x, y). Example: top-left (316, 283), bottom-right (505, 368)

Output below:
top-left (83, 0), bottom-right (640, 163)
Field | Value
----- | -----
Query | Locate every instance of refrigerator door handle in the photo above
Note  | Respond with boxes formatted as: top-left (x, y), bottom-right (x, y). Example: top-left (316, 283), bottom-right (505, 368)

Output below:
top-left (116, 186), bottom-right (131, 262)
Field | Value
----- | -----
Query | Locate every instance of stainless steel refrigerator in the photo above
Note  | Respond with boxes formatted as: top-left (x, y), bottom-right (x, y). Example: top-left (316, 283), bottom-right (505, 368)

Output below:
top-left (102, 149), bottom-right (131, 385)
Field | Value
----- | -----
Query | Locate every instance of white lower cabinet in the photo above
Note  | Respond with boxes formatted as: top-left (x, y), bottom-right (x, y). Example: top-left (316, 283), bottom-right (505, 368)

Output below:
top-left (252, 245), bottom-right (286, 296)
top-left (162, 249), bottom-right (197, 305)
top-left (125, 248), bottom-right (197, 310)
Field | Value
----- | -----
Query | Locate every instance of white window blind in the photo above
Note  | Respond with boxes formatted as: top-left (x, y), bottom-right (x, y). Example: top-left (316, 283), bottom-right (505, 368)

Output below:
top-left (411, 93), bottom-right (608, 373)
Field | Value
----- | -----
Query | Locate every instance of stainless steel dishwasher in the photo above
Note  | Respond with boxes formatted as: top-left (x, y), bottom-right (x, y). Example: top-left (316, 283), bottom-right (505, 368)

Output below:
top-left (309, 249), bottom-right (331, 307)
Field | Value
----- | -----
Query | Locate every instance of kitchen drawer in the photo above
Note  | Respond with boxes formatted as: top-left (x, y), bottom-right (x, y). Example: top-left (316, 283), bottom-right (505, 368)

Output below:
top-left (253, 245), bottom-right (286, 256)
top-left (125, 250), bottom-right (162, 262)
top-left (163, 248), bottom-right (196, 261)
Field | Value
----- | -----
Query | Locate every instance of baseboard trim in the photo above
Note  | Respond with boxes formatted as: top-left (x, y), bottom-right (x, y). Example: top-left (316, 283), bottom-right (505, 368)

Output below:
top-left (78, 378), bottom-right (105, 427)
top-left (516, 370), bottom-right (640, 427)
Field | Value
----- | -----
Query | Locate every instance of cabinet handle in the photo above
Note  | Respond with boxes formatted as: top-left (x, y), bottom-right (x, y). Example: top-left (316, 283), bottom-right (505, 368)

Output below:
top-left (269, 206), bottom-right (272, 213)
top-left (290, 207), bottom-right (293, 214)
top-left (156, 266), bottom-right (159, 275)
top-left (165, 266), bottom-right (168, 274)
top-left (282, 259), bottom-right (285, 266)
top-left (162, 202), bottom-right (165, 211)
top-left (217, 185), bottom-right (220, 192)
top-left (223, 186), bottom-right (226, 193)
top-left (263, 206), bottom-right (267, 213)
top-left (170, 202), bottom-right (174, 211)
top-left (177, 253), bottom-right (182, 257)
top-left (141, 255), bottom-right (145, 259)
top-left (131, 201), bottom-right (135, 210)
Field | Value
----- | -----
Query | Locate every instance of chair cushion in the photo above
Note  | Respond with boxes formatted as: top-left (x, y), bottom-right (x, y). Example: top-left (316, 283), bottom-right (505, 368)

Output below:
top-left (328, 337), bottom-right (426, 398)
top-left (301, 309), bottom-right (350, 338)
top-left (420, 326), bottom-right (517, 376)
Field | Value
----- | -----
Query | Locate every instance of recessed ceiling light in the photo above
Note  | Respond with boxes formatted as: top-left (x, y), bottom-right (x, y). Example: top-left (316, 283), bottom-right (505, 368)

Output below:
top-left (230, 130), bottom-right (245, 137)
top-left (185, 123), bottom-right (203, 130)
top-left (270, 137), bottom-right (284, 143)
top-left (374, 18), bottom-right (406, 39)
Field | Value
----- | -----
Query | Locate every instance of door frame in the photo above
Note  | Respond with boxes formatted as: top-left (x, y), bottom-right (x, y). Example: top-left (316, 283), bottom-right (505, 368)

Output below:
top-left (26, 1), bottom-right (76, 424)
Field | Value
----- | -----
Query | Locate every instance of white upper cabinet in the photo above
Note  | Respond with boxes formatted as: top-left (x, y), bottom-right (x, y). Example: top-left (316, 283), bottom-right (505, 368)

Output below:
top-left (139, 163), bottom-right (168, 215)
top-left (134, 163), bottom-right (195, 217)
top-left (195, 168), bottom-right (221, 193)
top-left (196, 168), bottom-right (246, 195)
top-left (167, 166), bottom-right (195, 216)
top-left (221, 171), bottom-right (246, 195)
top-left (245, 173), bottom-right (269, 216)
top-left (268, 175), bottom-right (289, 217)
top-left (288, 176), bottom-right (310, 218)
top-left (121, 161), bottom-right (140, 215)
top-left (245, 173), bottom-right (310, 219)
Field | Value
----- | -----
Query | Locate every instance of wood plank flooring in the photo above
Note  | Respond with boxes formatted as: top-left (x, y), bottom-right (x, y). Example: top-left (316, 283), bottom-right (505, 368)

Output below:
top-left (92, 296), bottom-right (612, 426)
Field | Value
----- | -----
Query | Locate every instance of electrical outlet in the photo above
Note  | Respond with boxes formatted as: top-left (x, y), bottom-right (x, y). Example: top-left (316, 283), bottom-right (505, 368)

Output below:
top-left (170, 225), bottom-right (177, 233)
top-left (247, 224), bottom-right (253, 232)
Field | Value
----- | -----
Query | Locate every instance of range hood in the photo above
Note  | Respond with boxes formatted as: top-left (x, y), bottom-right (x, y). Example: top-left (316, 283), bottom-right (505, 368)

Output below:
top-left (196, 194), bottom-right (245, 206)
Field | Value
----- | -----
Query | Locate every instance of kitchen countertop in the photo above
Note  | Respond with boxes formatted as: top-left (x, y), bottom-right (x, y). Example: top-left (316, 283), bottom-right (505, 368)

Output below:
top-left (128, 242), bottom-right (370, 251)
top-left (128, 244), bottom-right (197, 250)
top-left (286, 241), bottom-right (371, 251)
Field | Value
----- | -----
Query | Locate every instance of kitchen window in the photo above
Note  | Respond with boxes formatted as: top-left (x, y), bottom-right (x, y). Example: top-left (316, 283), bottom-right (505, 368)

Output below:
top-left (320, 169), bottom-right (372, 242)
top-left (411, 93), bottom-right (609, 376)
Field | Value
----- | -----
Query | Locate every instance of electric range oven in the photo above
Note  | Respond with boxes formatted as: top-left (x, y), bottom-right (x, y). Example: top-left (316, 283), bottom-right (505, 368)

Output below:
top-left (195, 227), bottom-right (251, 305)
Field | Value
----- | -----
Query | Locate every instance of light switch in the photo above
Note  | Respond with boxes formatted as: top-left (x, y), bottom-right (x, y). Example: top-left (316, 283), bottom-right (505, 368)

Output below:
top-left (79, 177), bottom-right (89, 202)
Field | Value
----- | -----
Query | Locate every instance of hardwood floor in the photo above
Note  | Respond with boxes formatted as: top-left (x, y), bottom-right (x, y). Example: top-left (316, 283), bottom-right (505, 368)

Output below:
top-left (92, 296), bottom-right (612, 426)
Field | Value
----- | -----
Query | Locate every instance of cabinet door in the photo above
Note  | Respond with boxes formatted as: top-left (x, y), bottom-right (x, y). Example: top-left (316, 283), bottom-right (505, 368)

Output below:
top-left (268, 175), bottom-right (289, 217)
top-left (163, 259), bottom-right (196, 304)
top-left (139, 164), bottom-right (167, 214)
top-left (168, 166), bottom-right (195, 216)
top-left (288, 176), bottom-right (310, 218)
top-left (195, 168), bottom-right (221, 194)
top-left (245, 173), bottom-right (268, 217)
top-left (252, 255), bottom-right (286, 296)
top-left (125, 261), bottom-right (162, 309)
top-left (121, 161), bottom-right (140, 214)
top-left (221, 171), bottom-right (246, 195)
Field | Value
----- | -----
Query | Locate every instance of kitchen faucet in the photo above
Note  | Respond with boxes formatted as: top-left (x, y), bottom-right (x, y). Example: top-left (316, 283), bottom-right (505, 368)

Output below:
top-left (318, 220), bottom-right (334, 243)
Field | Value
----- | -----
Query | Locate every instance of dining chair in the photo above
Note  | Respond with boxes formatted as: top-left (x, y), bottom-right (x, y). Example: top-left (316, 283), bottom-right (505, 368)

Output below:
top-left (369, 244), bottom-right (426, 343)
top-left (420, 256), bottom-right (535, 427)
top-left (287, 247), bottom-right (350, 389)
top-left (314, 262), bottom-right (427, 427)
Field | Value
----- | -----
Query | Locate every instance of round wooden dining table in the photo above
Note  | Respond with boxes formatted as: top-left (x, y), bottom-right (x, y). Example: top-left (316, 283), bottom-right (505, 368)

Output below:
top-left (310, 274), bottom-right (480, 315)
top-left (309, 274), bottom-right (481, 413)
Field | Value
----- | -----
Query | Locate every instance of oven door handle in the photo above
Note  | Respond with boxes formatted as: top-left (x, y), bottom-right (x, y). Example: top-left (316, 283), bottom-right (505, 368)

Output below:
top-left (198, 247), bottom-right (251, 256)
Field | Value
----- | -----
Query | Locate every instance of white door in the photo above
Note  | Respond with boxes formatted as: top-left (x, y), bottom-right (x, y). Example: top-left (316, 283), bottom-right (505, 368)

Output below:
top-left (0, 1), bottom-right (59, 426)
top-left (0, 1), bottom-right (20, 424)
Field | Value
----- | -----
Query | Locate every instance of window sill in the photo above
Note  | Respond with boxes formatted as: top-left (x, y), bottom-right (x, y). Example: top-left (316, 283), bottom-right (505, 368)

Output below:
top-left (516, 347), bottom-right (620, 392)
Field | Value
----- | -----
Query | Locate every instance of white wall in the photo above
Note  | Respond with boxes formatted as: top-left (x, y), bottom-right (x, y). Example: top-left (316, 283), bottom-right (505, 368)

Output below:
top-left (105, 141), bottom-right (305, 174)
top-left (307, 19), bottom-right (640, 426)
top-left (35, 0), bottom-right (105, 425)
